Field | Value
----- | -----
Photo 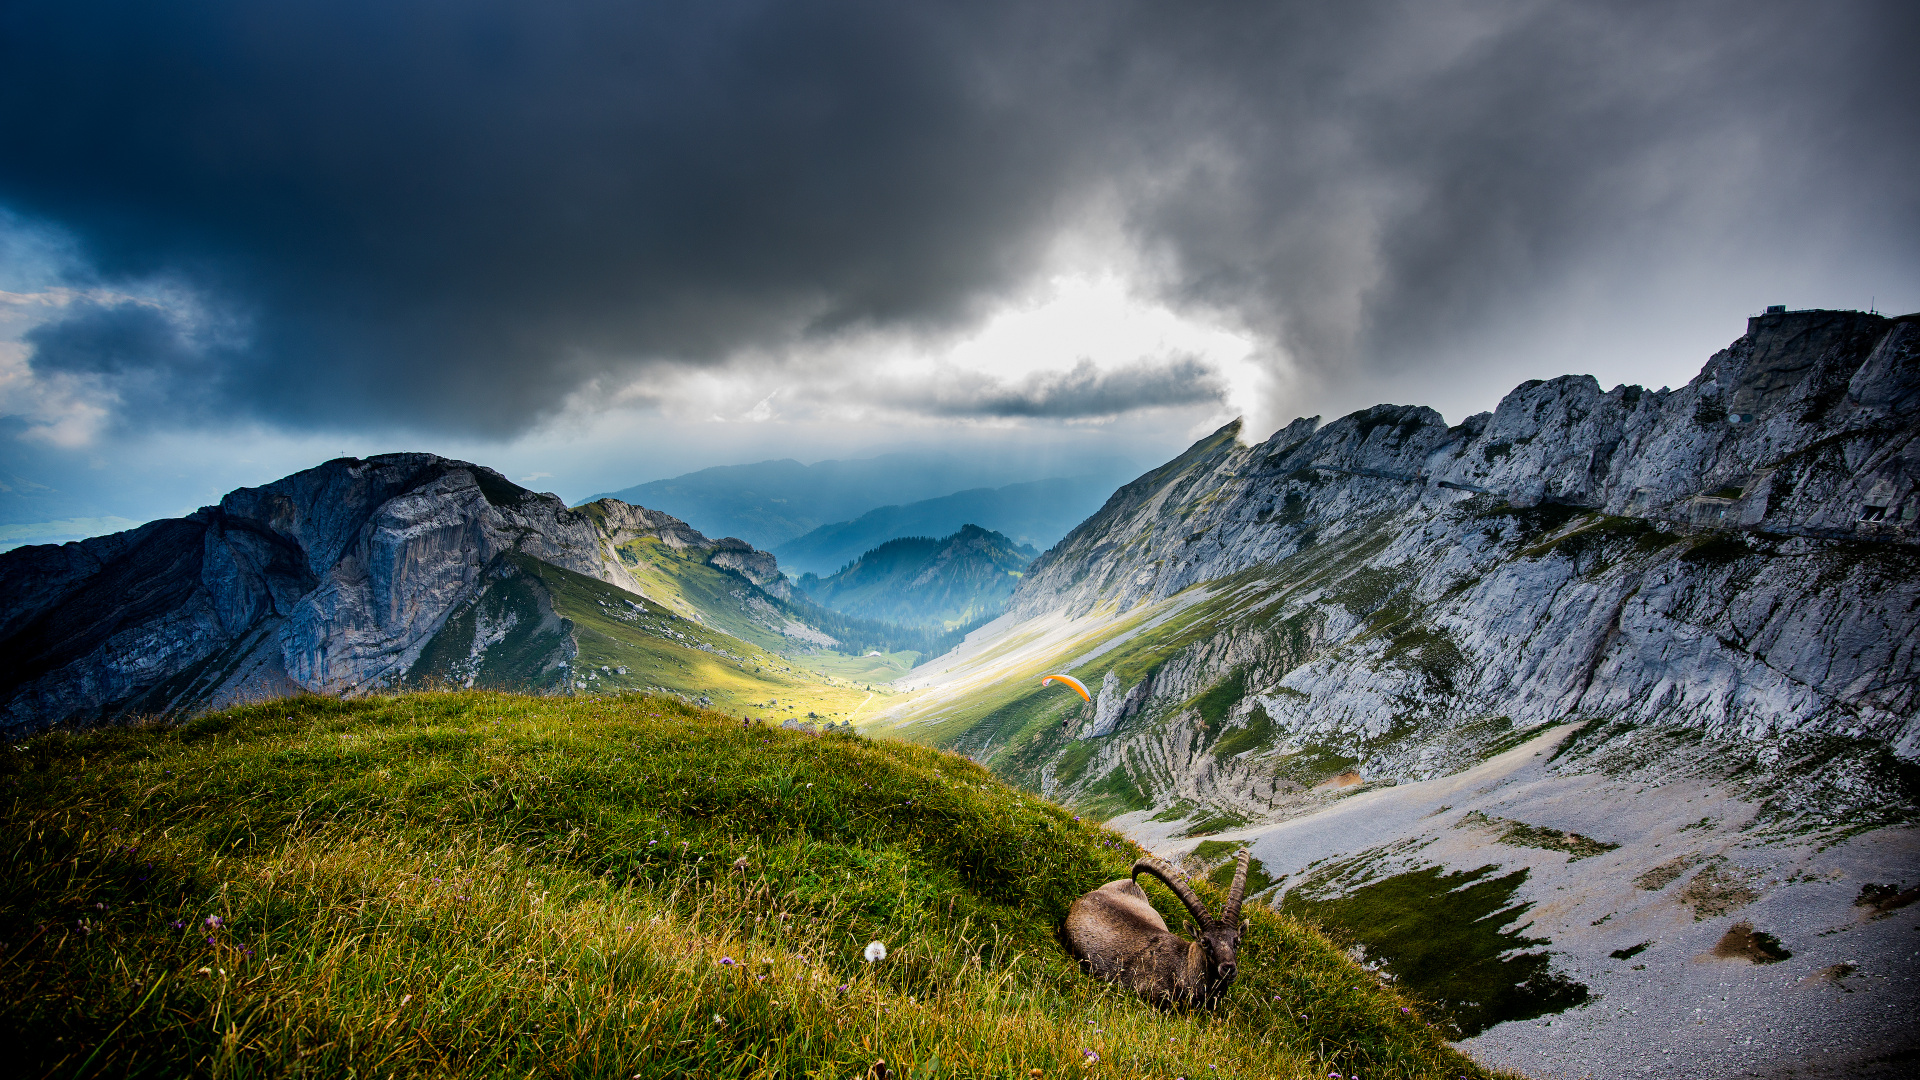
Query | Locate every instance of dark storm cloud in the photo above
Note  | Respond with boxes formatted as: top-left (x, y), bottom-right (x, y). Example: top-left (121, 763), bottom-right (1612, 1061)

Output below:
top-left (901, 357), bottom-right (1226, 419)
top-left (0, 0), bottom-right (1913, 435)
top-left (23, 299), bottom-right (232, 419)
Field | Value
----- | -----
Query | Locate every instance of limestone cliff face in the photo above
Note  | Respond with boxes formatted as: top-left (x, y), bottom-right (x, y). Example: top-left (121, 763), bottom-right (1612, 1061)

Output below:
top-left (1017, 309), bottom-right (1917, 623)
top-left (0, 454), bottom-right (791, 734)
top-left (914, 309), bottom-right (1917, 836)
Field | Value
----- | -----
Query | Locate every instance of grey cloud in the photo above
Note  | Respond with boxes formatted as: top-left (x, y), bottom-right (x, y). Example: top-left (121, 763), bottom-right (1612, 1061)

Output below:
top-left (22, 299), bottom-right (233, 420)
top-left (903, 357), bottom-right (1227, 419)
top-left (0, 0), bottom-right (1911, 438)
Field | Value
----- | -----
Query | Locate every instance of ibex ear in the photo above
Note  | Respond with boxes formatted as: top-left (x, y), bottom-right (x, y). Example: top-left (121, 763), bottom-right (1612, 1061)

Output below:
top-left (1238, 919), bottom-right (1248, 936)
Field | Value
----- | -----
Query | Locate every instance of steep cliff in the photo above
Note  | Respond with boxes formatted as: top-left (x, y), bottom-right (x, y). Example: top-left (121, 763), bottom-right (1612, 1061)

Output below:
top-left (0, 455), bottom-right (829, 733)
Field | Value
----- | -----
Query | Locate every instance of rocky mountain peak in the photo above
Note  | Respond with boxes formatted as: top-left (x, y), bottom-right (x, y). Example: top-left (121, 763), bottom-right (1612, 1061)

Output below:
top-left (0, 452), bottom-right (794, 733)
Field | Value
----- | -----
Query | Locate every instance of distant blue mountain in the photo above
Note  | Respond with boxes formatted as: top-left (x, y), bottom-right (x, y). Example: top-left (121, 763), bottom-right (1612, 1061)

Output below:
top-left (795, 525), bottom-right (1036, 629)
top-left (576, 449), bottom-right (1128, 549)
top-left (771, 477), bottom-right (1115, 575)
top-left (581, 453), bottom-right (1060, 550)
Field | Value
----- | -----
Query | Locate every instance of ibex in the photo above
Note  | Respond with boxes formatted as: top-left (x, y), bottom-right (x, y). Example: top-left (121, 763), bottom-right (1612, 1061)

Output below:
top-left (1063, 850), bottom-right (1249, 1006)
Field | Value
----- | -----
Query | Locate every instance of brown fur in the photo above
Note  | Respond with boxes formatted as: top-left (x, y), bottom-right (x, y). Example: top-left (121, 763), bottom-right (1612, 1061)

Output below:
top-left (1062, 852), bottom-right (1248, 1007)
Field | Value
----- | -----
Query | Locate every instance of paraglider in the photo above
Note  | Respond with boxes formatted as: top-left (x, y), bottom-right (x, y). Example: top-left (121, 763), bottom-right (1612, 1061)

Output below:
top-left (1042, 673), bottom-right (1093, 731)
top-left (1041, 673), bottom-right (1092, 702)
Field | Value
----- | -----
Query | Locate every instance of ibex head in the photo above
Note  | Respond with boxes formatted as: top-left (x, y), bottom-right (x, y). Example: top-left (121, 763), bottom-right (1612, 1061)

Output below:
top-left (1132, 849), bottom-right (1250, 997)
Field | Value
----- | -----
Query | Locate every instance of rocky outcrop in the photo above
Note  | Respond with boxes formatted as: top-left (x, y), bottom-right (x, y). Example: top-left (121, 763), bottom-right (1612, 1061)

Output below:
top-left (581, 499), bottom-right (790, 599)
top-left (0, 454), bottom-right (795, 734)
top-left (1086, 669), bottom-right (1148, 739)
top-left (1017, 309), bottom-right (1918, 624)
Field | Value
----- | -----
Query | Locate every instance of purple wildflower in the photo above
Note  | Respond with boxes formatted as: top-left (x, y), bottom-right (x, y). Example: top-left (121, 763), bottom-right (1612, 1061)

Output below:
top-left (720, 956), bottom-right (735, 966)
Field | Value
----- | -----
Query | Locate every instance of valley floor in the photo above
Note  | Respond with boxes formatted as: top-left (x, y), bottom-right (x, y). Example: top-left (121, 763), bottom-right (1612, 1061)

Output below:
top-left (1111, 726), bottom-right (1920, 1080)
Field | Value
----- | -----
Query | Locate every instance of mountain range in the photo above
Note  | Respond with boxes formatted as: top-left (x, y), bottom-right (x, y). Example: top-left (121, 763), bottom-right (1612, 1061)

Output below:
top-left (769, 477), bottom-right (1110, 576)
top-left (3, 305), bottom-right (1916, 1071)
top-left (583, 452), bottom-right (1110, 551)
top-left (0, 458), bottom-right (899, 731)
top-left (795, 524), bottom-right (1036, 629)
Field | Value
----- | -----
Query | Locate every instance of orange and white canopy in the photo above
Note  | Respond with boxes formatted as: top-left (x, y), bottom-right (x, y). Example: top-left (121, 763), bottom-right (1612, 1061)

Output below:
top-left (1039, 673), bottom-right (1092, 702)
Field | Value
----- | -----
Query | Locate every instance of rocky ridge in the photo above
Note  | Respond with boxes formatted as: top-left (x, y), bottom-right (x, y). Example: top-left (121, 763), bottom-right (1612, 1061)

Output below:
top-left (984, 309), bottom-right (1918, 830)
top-left (0, 455), bottom-right (799, 734)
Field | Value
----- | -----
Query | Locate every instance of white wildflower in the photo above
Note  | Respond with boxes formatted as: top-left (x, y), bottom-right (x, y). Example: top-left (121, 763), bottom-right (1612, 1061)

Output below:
top-left (864, 941), bottom-right (888, 963)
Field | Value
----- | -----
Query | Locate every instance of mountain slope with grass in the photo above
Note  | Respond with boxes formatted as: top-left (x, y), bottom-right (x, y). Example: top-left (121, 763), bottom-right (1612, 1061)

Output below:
top-left (0, 690), bottom-right (1500, 1079)
top-left (0, 454), bottom-right (889, 734)
top-left (871, 309), bottom-right (1920, 1076)
top-left (798, 525), bottom-right (1035, 630)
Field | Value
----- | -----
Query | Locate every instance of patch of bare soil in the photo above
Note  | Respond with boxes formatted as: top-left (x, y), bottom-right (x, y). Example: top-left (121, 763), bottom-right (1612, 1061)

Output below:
top-left (1314, 770), bottom-right (1363, 789)
top-left (1457, 810), bottom-right (1620, 859)
top-left (1799, 961), bottom-right (1859, 990)
top-left (1853, 881), bottom-right (1918, 918)
top-left (1633, 851), bottom-right (1704, 889)
top-left (1677, 861), bottom-right (1760, 917)
top-left (1706, 919), bottom-right (1792, 964)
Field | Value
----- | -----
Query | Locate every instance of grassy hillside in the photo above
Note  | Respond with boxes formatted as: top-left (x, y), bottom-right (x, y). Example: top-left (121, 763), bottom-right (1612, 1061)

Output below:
top-left (2, 692), bottom-right (1508, 1079)
top-left (406, 553), bottom-right (874, 726)
top-left (602, 533), bottom-right (978, 662)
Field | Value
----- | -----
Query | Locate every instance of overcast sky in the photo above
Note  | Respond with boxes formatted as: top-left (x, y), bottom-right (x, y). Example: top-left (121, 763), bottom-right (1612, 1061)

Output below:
top-left (1, 0), bottom-right (1914, 532)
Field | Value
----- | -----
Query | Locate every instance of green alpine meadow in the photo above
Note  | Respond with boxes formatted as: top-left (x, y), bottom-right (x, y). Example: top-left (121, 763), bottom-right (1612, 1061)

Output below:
top-left (2, 691), bottom-right (1501, 1079)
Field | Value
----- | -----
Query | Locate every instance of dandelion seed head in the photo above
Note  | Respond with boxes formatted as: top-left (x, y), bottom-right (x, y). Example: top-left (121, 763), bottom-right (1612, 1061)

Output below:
top-left (864, 941), bottom-right (887, 962)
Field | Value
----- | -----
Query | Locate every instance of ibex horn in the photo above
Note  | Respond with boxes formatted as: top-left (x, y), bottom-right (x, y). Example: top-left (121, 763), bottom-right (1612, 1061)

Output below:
top-left (1131, 857), bottom-right (1216, 929)
top-left (1223, 849), bottom-right (1251, 924)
